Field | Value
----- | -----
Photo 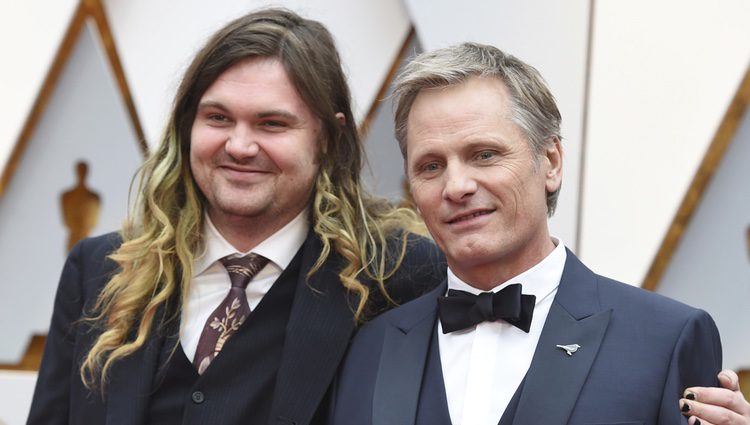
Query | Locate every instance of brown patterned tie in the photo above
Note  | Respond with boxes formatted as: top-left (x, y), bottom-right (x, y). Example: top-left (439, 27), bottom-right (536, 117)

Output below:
top-left (193, 253), bottom-right (269, 374)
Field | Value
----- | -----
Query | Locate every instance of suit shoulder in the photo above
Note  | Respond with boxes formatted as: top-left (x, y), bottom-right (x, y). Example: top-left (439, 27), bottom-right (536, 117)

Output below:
top-left (362, 283), bottom-right (443, 333)
top-left (65, 231), bottom-right (123, 295)
top-left (72, 231), bottom-right (122, 258)
top-left (594, 273), bottom-right (708, 320)
top-left (381, 233), bottom-right (446, 306)
top-left (398, 233), bottom-right (445, 268)
top-left (563, 252), bottom-right (708, 321)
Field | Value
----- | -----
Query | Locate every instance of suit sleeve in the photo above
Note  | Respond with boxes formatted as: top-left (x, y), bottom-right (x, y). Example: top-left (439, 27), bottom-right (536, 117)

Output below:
top-left (27, 241), bottom-right (88, 425)
top-left (658, 309), bottom-right (722, 424)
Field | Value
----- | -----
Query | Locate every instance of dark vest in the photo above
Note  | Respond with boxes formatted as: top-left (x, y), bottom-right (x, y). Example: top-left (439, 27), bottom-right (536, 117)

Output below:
top-left (415, 326), bottom-right (524, 425)
top-left (146, 249), bottom-right (302, 425)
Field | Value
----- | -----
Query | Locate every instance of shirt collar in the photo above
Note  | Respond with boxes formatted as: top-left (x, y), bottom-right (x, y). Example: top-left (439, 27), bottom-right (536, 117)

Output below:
top-left (193, 210), bottom-right (310, 277)
top-left (447, 237), bottom-right (567, 306)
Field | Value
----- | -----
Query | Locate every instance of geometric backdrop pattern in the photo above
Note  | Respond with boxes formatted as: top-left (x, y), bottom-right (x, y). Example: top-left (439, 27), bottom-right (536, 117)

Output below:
top-left (1, 0), bottom-right (748, 371)
top-left (0, 20), bottom-right (142, 363)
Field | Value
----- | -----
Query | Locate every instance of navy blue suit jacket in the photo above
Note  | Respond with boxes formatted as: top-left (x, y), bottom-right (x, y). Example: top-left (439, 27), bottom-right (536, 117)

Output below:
top-left (330, 249), bottom-right (722, 425)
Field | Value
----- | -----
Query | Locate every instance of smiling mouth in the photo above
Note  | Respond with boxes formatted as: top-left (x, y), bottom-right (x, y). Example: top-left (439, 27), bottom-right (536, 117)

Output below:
top-left (221, 165), bottom-right (265, 173)
top-left (447, 210), bottom-right (493, 224)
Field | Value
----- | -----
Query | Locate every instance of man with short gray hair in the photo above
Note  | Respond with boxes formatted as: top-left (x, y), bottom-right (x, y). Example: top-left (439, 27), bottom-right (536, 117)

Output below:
top-left (330, 42), bottom-right (723, 425)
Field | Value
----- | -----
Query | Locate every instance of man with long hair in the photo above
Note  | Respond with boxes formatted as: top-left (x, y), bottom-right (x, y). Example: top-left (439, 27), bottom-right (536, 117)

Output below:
top-left (27, 8), bottom-right (443, 425)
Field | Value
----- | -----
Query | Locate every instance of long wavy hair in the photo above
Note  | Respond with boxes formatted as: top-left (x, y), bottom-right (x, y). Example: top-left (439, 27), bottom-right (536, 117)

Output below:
top-left (80, 8), bottom-right (424, 390)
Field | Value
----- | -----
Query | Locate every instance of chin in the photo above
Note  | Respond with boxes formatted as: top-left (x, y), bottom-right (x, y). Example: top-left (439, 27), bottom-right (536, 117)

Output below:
top-left (447, 247), bottom-right (489, 266)
top-left (213, 201), bottom-right (265, 218)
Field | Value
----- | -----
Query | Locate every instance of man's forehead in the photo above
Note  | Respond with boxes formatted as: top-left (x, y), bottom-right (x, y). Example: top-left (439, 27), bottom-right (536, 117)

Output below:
top-left (408, 80), bottom-right (514, 129)
top-left (410, 78), bottom-right (511, 118)
top-left (413, 75), bottom-right (510, 101)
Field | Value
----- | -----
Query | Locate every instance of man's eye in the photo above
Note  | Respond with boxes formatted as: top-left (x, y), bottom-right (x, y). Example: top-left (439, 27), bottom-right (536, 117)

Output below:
top-left (262, 120), bottom-right (287, 129)
top-left (422, 163), bottom-right (440, 172)
top-left (208, 114), bottom-right (229, 123)
top-left (477, 151), bottom-right (495, 160)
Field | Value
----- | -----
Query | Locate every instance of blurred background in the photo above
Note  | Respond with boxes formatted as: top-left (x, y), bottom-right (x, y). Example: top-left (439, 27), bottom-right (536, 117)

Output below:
top-left (0, 1), bottom-right (748, 422)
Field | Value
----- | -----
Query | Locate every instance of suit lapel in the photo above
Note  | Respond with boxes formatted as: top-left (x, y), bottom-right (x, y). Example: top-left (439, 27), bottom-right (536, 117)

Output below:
top-left (373, 282), bottom-right (446, 425)
top-left (268, 231), bottom-right (357, 425)
top-left (512, 250), bottom-right (611, 425)
top-left (105, 304), bottom-right (173, 424)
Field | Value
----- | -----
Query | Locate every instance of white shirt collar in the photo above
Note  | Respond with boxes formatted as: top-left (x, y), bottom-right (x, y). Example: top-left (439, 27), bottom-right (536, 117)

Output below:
top-left (193, 210), bottom-right (310, 277)
top-left (446, 237), bottom-right (567, 306)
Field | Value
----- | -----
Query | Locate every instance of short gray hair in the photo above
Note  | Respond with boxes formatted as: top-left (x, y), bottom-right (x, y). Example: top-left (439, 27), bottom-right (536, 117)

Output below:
top-left (393, 42), bottom-right (562, 215)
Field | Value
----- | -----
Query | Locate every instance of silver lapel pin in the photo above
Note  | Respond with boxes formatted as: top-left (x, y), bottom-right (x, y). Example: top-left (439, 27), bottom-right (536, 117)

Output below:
top-left (556, 344), bottom-right (581, 356)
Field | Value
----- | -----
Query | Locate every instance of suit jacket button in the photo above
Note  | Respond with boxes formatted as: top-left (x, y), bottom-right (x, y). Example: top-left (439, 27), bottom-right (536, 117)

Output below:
top-left (191, 391), bottom-right (205, 404)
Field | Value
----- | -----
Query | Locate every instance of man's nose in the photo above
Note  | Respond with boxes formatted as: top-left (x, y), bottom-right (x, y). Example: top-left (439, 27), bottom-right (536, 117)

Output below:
top-left (442, 163), bottom-right (478, 203)
top-left (224, 125), bottom-right (260, 159)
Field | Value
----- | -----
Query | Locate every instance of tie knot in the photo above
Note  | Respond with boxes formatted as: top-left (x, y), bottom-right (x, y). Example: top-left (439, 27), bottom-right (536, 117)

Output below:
top-left (220, 253), bottom-right (269, 289)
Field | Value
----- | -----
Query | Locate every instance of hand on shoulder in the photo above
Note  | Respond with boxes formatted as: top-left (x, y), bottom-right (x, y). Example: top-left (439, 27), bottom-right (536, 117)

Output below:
top-left (681, 369), bottom-right (750, 424)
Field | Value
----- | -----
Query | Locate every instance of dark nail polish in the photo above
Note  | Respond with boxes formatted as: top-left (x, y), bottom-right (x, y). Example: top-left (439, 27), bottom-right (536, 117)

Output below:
top-left (685, 392), bottom-right (696, 400)
top-left (694, 419), bottom-right (701, 425)
top-left (681, 402), bottom-right (691, 412)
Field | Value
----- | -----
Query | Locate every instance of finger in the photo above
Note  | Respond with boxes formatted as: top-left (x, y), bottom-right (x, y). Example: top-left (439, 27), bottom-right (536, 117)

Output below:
top-left (718, 370), bottom-right (740, 392)
top-left (680, 398), bottom-right (742, 425)
top-left (684, 387), bottom-right (738, 410)
top-left (688, 416), bottom-right (716, 425)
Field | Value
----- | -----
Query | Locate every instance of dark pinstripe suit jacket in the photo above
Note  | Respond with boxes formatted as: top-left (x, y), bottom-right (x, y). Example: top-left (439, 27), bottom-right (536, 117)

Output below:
top-left (27, 229), bottom-right (445, 425)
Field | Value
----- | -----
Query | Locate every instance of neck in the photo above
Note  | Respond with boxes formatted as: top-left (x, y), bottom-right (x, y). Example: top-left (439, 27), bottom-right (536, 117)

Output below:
top-left (452, 234), bottom-right (556, 291)
top-left (207, 210), bottom-right (301, 252)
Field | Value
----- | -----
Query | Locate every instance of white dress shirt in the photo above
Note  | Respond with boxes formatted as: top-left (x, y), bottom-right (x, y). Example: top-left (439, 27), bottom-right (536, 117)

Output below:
top-left (180, 211), bottom-right (309, 361)
top-left (438, 238), bottom-right (567, 425)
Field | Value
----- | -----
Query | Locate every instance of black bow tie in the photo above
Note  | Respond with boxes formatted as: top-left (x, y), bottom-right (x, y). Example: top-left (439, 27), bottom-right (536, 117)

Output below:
top-left (437, 284), bottom-right (536, 334)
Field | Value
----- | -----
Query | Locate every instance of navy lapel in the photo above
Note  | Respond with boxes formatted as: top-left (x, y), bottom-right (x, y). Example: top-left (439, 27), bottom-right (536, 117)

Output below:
top-left (372, 282), bottom-right (446, 425)
top-left (268, 231), bottom-right (357, 425)
top-left (105, 305), bottom-right (173, 424)
top-left (498, 377), bottom-right (525, 425)
top-left (414, 325), bottom-right (452, 425)
top-left (512, 250), bottom-right (612, 425)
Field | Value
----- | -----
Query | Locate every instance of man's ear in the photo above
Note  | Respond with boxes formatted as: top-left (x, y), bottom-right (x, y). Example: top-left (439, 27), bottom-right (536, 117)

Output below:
top-left (335, 112), bottom-right (345, 125)
top-left (544, 136), bottom-right (563, 193)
